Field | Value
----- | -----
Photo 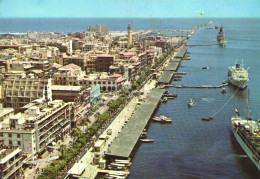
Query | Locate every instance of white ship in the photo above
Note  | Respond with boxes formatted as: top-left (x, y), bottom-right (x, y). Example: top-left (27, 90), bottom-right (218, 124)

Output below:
top-left (231, 116), bottom-right (260, 171)
top-left (228, 61), bottom-right (249, 89)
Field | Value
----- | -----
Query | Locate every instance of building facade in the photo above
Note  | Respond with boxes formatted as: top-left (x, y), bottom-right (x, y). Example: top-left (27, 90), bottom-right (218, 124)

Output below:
top-left (0, 99), bottom-right (71, 157)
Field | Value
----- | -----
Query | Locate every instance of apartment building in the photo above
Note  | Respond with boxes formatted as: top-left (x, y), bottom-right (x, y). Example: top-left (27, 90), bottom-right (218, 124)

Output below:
top-left (95, 54), bottom-right (114, 72)
top-left (3, 77), bottom-right (52, 112)
top-left (0, 99), bottom-right (71, 156)
top-left (0, 145), bottom-right (28, 179)
top-left (52, 63), bottom-right (84, 86)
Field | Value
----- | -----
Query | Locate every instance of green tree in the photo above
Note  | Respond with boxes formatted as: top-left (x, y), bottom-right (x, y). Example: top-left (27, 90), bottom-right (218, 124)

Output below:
top-left (70, 128), bottom-right (82, 143)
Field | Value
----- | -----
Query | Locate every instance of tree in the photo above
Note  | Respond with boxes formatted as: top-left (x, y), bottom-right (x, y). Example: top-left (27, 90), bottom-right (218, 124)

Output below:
top-left (59, 144), bottom-right (67, 160)
top-left (80, 118), bottom-right (91, 132)
top-left (70, 128), bottom-right (82, 143)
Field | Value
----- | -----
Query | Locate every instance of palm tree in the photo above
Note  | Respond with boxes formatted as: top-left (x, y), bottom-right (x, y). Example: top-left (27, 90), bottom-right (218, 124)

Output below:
top-left (59, 144), bottom-right (67, 159)
top-left (70, 128), bottom-right (82, 144)
top-left (80, 118), bottom-right (91, 132)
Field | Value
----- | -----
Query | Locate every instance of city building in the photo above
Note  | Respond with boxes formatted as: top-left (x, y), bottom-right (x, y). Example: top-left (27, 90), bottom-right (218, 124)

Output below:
top-left (0, 99), bottom-right (72, 156)
top-left (52, 63), bottom-right (84, 85)
top-left (0, 145), bottom-right (28, 179)
top-left (3, 77), bottom-right (52, 112)
top-left (95, 54), bottom-right (114, 72)
top-left (87, 24), bottom-right (109, 34)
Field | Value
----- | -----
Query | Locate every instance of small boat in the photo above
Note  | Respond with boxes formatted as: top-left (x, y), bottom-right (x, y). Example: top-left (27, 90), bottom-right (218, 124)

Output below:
top-left (222, 88), bottom-right (227, 93)
top-left (140, 139), bottom-right (154, 143)
top-left (173, 78), bottom-right (181, 81)
top-left (188, 99), bottom-right (194, 107)
top-left (153, 116), bottom-right (172, 123)
top-left (140, 132), bottom-right (147, 138)
top-left (164, 91), bottom-right (178, 98)
top-left (201, 116), bottom-right (214, 121)
top-left (202, 66), bottom-right (210, 69)
top-left (161, 97), bottom-right (167, 103)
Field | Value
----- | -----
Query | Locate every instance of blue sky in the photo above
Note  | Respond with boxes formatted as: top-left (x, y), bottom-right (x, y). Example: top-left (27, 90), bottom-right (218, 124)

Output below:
top-left (0, 0), bottom-right (259, 18)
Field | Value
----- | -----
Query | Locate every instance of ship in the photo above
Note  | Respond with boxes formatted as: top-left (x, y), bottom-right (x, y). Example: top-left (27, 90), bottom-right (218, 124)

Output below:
top-left (228, 61), bottom-right (249, 89)
top-left (231, 115), bottom-right (260, 171)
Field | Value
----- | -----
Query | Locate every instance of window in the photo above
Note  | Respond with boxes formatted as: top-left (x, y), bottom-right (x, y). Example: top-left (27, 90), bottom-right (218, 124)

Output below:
top-left (18, 141), bottom-right (21, 145)
top-left (9, 133), bottom-right (12, 137)
top-left (9, 140), bottom-right (12, 145)
top-left (17, 134), bottom-right (20, 138)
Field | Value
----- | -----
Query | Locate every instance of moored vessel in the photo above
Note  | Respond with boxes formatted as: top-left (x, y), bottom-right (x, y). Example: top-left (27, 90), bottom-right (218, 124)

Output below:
top-left (228, 61), bottom-right (249, 89)
top-left (231, 116), bottom-right (260, 171)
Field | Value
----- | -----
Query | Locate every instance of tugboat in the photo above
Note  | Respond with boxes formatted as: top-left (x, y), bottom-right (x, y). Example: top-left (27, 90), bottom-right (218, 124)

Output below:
top-left (188, 99), bottom-right (194, 107)
top-left (201, 116), bottom-right (213, 121)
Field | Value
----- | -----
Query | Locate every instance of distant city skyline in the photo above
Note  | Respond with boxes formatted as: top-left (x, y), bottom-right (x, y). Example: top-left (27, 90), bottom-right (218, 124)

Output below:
top-left (0, 0), bottom-right (259, 18)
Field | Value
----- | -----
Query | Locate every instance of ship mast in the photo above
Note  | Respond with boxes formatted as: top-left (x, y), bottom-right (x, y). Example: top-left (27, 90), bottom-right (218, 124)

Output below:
top-left (247, 89), bottom-right (250, 121)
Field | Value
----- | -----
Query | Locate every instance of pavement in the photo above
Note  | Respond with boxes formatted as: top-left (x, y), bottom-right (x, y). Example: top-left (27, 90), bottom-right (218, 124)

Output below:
top-left (23, 133), bottom-right (73, 179)
top-left (77, 78), bottom-right (157, 179)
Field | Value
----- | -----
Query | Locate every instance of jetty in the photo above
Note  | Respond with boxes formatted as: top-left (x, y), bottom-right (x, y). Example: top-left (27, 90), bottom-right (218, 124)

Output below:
top-left (163, 83), bottom-right (228, 89)
top-left (105, 88), bottom-right (164, 159)
top-left (186, 44), bottom-right (219, 47)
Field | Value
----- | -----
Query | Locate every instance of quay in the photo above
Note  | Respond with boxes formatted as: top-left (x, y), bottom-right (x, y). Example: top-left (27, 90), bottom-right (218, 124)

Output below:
top-left (105, 88), bottom-right (164, 159)
top-left (186, 44), bottom-right (219, 47)
top-left (164, 83), bottom-right (228, 88)
top-left (158, 47), bottom-right (187, 85)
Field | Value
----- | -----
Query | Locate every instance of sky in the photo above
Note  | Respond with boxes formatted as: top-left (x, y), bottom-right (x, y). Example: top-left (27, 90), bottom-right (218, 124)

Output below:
top-left (0, 0), bottom-right (259, 18)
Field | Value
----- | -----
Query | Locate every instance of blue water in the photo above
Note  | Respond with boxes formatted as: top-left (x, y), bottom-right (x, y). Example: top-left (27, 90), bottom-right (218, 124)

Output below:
top-left (1, 18), bottom-right (254, 33)
top-left (1, 17), bottom-right (259, 178)
top-left (128, 19), bottom-right (260, 178)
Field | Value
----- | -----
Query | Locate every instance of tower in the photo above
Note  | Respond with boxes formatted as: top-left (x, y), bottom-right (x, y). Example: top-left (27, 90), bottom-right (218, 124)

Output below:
top-left (127, 23), bottom-right (132, 49)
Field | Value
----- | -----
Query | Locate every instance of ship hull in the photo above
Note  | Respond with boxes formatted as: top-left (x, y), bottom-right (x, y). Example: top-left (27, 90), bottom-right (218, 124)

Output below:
top-left (228, 77), bottom-right (248, 89)
top-left (231, 123), bottom-right (260, 171)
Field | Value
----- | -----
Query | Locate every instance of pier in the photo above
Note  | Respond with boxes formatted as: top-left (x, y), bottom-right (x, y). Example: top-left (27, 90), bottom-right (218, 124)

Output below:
top-left (186, 44), bottom-right (219, 47)
top-left (163, 83), bottom-right (228, 88)
top-left (105, 88), bottom-right (164, 159)
top-left (175, 47), bottom-right (187, 58)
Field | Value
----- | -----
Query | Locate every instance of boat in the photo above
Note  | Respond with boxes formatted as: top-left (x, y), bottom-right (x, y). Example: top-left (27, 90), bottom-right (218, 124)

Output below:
top-left (140, 139), bottom-right (154, 143)
top-left (153, 116), bottom-right (172, 123)
top-left (222, 88), bottom-right (227, 93)
top-left (202, 66), bottom-right (210, 69)
top-left (231, 90), bottom-right (260, 171)
top-left (161, 97), bottom-right (168, 103)
top-left (164, 91), bottom-right (178, 98)
top-left (201, 116), bottom-right (213, 121)
top-left (231, 115), bottom-right (260, 171)
top-left (188, 99), bottom-right (194, 107)
top-left (215, 24), bottom-right (218, 29)
top-left (228, 61), bottom-right (249, 89)
top-left (139, 131), bottom-right (147, 138)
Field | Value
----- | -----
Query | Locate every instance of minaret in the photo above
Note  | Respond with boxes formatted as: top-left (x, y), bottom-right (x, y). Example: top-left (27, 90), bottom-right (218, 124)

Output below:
top-left (127, 23), bottom-right (132, 49)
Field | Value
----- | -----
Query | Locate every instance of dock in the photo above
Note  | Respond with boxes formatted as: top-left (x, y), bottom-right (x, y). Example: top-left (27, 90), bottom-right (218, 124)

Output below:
top-left (163, 83), bottom-right (228, 88)
top-left (186, 44), bottom-right (219, 47)
top-left (105, 88), bottom-right (164, 159)
top-left (175, 47), bottom-right (187, 58)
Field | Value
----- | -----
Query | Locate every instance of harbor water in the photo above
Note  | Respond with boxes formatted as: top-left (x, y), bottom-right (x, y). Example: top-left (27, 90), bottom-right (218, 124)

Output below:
top-left (0, 18), bottom-right (259, 178)
top-left (129, 19), bottom-right (260, 178)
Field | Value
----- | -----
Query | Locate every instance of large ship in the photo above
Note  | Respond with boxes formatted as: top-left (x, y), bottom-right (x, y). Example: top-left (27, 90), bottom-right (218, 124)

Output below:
top-left (231, 115), bottom-right (260, 171)
top-left (228, 62), bottom-right (249, 89)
